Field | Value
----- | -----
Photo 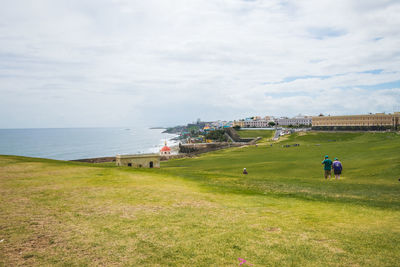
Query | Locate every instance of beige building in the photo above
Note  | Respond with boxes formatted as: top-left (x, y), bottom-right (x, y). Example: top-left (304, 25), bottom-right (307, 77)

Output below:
top-left (244, 119), bottom-right (270, 128)
top-left (233, 120), bottom-right (245, 127)
top-left (116, 154), bottom-right (160, 168)
top-left (312, 113), bottom-right (400, 128)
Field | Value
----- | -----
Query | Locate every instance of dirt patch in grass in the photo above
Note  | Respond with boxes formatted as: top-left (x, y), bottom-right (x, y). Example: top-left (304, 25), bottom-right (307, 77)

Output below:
top-left (69, 202), bottom-right (172, 220)
top-left (0, 162), bottom-right (94, 181)
top-left (172, 200), bottom-right (219, 209)
top-left (0, 162), bottom-right (47, 178)
top-left (1, 221), bottom-right (60, 266)
top-left (266, 227), bottom-right (281, 232)
top-left (315, 239), bottom-right (345, 254)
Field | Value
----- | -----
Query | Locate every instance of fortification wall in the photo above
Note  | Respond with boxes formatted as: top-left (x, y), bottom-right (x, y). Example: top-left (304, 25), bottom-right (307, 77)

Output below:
top-left (116, 154), bottom-right (160, 168)
top-left (179, 142), bottom-right (248, 154)
top-left (224, 128), bottom-right (254, 142)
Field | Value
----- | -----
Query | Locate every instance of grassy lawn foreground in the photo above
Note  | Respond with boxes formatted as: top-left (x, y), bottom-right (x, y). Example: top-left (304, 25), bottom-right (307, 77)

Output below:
top-left (1, 132), bottom-right (400, 266)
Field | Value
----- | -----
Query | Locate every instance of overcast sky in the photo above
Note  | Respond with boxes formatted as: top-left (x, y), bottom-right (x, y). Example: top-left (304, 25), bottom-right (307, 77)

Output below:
top-left (1, 0), bottom-right (400, 128)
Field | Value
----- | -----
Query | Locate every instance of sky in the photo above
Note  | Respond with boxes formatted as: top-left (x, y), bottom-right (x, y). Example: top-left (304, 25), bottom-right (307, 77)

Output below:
top-left (0, 0), bottom-right (400, 128)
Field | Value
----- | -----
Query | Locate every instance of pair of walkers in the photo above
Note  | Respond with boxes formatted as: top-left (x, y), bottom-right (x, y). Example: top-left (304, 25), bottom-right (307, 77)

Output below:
top-left (322, 155), bottom-right (342, 180)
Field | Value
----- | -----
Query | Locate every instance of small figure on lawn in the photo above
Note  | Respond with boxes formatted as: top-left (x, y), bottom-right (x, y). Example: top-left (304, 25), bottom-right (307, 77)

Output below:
top-left (243, 168), bottom-right (248, 175)
top-left (333, 158), bottom-right (343, 180)
top-left (322, 155), bottom-right (332, 180)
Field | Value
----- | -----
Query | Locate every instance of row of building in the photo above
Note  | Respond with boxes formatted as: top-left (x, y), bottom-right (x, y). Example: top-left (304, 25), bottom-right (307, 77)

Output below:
top-left (233, 115), bottom-right (312, 128)
top-left (193, 112), bottom-right (400, 132)
top-left (312, 113), bottom-right (400, 128)
top-left (232, 113), bottom-right (400, 129)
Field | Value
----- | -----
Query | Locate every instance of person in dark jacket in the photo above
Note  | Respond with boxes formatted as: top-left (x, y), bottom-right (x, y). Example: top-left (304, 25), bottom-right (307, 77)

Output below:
top-left (322, 155), bottom-right (332, 179)
top-left (332, 158), bottom-right (343, 180)
top-left (243, 168), bottom-right (248, 175)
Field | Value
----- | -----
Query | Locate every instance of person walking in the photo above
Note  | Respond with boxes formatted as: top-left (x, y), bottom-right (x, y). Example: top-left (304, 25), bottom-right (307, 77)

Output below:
top-left (243, 168), bottom-right (248, 175)
top-left (322, 155), bottom-right (332, 179)
top-left (332, 158), bottom-right (343, 180)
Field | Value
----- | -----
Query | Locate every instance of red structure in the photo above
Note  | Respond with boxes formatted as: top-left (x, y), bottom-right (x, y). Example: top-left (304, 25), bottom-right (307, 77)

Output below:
top-left (160, 141), bottom-right (171, 155)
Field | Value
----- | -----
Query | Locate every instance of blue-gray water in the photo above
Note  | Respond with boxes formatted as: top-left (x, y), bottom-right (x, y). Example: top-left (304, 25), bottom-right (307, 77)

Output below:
top-left (0, 128), bottom-right (178, 160)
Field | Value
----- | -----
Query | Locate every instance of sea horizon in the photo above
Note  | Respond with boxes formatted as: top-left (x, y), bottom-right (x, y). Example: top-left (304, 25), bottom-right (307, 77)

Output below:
top-left (0, 126), bottom-right (169, 130)
top-left (0, 127), bottom-right (178, 161)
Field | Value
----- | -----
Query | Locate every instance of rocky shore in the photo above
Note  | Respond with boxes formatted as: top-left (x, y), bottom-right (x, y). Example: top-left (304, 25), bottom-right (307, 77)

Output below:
top-left (71, 157), bottom-right (116, 163)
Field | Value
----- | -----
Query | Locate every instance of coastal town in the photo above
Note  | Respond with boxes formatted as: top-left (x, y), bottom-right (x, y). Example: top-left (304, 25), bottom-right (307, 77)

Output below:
top-left (113, 111), bottom-right (400, 168)
top-left (165, 112), bottom-right (400, 142)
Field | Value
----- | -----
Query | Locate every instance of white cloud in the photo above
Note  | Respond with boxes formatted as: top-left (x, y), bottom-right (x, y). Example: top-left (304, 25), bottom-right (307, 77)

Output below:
top-left (0, 0), bottom-right (400, 127)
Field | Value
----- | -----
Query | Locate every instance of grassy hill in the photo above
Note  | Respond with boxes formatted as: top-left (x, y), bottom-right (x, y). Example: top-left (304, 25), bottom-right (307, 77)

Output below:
top-left (1, 132), bottom-right (399, 266)
top-left (237, 129), bottom-right (275, 142)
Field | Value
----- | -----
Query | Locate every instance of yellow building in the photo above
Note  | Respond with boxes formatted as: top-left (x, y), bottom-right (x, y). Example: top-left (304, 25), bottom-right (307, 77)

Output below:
top-left (116, 154), bottom-right (160, 168)
top-left (312, 113), bottom-right (400, 129)
top-left (233, 120), bottom-right (245, 127)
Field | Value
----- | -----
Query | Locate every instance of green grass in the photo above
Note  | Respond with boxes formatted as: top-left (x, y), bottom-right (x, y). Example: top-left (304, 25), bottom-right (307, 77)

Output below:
top-left (1, 132), bottom-right (400, 266)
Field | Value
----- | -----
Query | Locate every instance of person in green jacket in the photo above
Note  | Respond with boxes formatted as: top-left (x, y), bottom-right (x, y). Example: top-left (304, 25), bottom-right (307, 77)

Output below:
top-left (322, 155), bottom-right (333, 179)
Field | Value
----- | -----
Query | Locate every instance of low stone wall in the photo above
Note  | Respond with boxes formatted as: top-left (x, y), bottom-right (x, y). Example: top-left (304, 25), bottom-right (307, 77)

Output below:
top-left (71, 134), bottom-right (261, 164)
top-left (225, 128), bottom-right (255, 142)
top-left (71, 157), bottom-right (115, 163)
top-left (160, 154), bottom-right (189, 161)
top-left (179, 142), bottom-right (247, 154)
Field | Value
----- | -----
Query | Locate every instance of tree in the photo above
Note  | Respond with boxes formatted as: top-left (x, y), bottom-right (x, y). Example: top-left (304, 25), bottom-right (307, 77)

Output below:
top-left (205, 130), bottom-right (227, 142)
top-left (188, 126), bottom-right (199, 137)
top-left (233, 125), bottom-right (241, 130)
top-left (268, 121), bottom-right (276, 127)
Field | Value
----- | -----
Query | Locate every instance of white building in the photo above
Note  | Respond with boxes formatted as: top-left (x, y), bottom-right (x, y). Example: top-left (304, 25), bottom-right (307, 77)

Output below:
top-left (233, 115), bottom-right (276, 128)
top-left (277, 115), bottom-right (312, 126)
top-left (244, 119), bottom-right (269, 128)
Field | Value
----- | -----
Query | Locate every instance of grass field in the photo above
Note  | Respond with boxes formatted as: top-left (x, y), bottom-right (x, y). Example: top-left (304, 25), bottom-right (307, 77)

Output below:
top-left (1, 132), bottom-right (400, 266)
top-left (237, 129), bottom-right (275, 142)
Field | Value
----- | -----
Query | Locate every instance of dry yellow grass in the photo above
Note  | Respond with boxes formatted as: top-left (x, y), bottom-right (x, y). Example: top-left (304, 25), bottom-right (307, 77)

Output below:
top-left (1, 132), bottom-right (400, 266)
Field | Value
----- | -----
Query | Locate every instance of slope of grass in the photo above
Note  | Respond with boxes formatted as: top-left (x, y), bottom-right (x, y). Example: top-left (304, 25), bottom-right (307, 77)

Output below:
top-left (237, 129), bottom-right (275, 142)
top-left (164, 133), bottom-right (400, 210)
top-left (1, 132), bottom-right (400, 266)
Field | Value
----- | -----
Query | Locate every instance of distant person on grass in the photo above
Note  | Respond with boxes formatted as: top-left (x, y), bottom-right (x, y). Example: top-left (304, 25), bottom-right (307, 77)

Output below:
top-left (332, 158), bottom-right (343, 180)
top-left (243, 168), bottom-right (248, 175)
top-left (322, 155), bottom-right (332, 179)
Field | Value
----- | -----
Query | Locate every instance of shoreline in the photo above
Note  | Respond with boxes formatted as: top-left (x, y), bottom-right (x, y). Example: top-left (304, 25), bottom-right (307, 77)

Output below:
top-left (70, 156), bottom-right (116, 163)
top-left (71, 144), bottom-right (181, 163)
top-left (0, 127), bottom-right (180, 161)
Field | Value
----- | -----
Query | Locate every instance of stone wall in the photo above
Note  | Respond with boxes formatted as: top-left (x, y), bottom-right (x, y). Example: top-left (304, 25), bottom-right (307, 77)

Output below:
top-left (179, 142), bottom-right (249, 154)
top-left (224, 128), bottom-right (255, 142)
top-left (160, 154), bottom-right (190, 161)
top-left (71, 157), bottom-right (115, 163)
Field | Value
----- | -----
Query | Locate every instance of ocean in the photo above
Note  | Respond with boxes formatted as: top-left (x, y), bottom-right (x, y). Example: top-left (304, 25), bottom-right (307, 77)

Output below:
top-left (0, 127), bottom-right (178, 160)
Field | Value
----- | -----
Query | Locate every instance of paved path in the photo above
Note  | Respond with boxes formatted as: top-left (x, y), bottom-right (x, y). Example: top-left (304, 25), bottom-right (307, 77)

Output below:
top-left (273, 129), bottom-right (281, 141)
